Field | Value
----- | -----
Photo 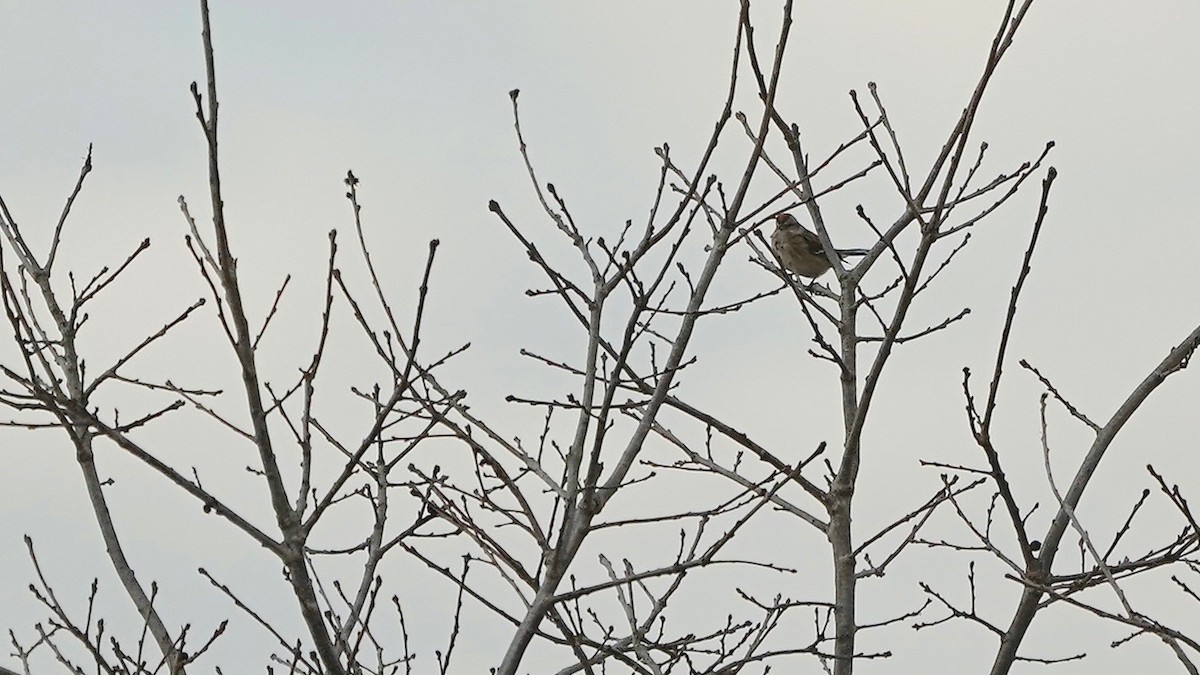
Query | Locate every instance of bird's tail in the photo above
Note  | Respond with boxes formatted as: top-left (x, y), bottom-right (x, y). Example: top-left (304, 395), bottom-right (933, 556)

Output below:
top-left (836, 248), bottom-right (869, 257)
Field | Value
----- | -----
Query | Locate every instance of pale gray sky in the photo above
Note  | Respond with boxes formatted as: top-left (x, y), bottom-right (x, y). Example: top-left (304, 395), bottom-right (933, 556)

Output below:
top-left (2, 2), bottom-right (1199, 673)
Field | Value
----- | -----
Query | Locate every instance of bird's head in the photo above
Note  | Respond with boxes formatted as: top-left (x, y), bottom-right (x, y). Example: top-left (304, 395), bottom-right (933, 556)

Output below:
top-left (774, 213), bottom-right (800, 229)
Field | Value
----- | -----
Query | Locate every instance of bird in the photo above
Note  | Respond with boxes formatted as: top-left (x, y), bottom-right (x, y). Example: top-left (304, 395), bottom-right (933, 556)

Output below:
top-left (770, 213), bottom-right (866, 279)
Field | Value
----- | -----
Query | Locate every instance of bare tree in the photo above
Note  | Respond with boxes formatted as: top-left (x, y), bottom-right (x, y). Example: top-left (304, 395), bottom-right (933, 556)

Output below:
top-left (2, 1), bottom-right (1198, 674)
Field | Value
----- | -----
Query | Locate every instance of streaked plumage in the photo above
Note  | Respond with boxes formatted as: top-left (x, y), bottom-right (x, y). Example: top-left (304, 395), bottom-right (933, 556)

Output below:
top-left (770, 213), bottom-right (865, 279)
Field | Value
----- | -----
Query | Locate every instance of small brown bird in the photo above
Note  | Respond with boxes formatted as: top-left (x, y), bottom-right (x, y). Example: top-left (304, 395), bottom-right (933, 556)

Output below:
top-left (770, 213), bottom-right (866, 279)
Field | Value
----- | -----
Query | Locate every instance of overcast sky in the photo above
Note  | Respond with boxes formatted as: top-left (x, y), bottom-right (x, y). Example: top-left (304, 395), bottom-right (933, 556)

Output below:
top-left (2, 2), bottom-right (1199, 673)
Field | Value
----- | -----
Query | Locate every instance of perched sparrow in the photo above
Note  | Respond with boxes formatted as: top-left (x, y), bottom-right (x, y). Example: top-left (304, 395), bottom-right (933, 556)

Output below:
top-left (770, 213), bottom-right (866, 279)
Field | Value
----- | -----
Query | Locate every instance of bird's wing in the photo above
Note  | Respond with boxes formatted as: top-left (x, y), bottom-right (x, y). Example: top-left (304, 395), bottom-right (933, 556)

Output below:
top-left (797, 228), bottom-right (825, 256)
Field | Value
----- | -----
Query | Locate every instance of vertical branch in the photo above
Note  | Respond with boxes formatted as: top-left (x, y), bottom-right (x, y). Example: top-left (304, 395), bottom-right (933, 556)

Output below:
top-left (971, 169), bottom-right (1058, 572)
top-left (506, 88), bottom-right (605, 547)
top-left (746, 2), bottom-right (1044, 671)
top-left (190, 0), bottom-right (292, 521)
top-left (188, 2), bottom-right (343, 672)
